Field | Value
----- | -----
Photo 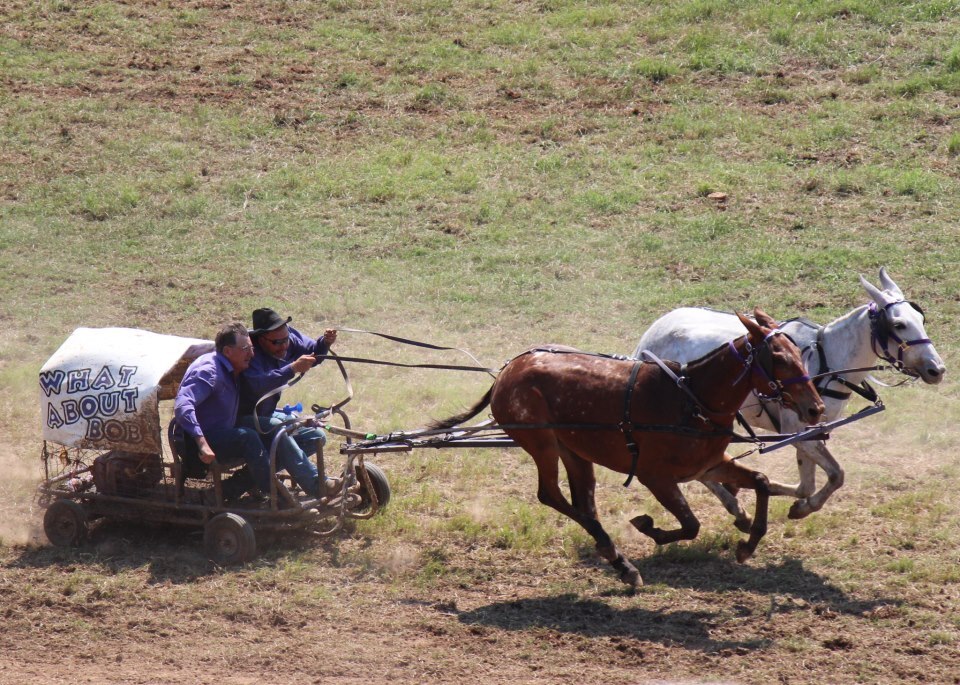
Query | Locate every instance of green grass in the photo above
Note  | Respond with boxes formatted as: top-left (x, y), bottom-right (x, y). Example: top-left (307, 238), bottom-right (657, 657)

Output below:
top-left (2, 8), bottom-right (960, 674)
top-left (3, 0), bottom-right (958, 477)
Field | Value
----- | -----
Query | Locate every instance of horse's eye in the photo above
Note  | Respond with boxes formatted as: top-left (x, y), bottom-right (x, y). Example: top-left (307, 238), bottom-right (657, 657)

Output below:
top-left (894, 321), bottom-right (907, 331)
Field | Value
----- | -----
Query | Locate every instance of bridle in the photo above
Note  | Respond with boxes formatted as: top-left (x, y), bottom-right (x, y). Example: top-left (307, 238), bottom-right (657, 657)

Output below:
top-left (868, 300), bottom-right (931, 375)
top-left (728, 329), bottom-right (811, 403)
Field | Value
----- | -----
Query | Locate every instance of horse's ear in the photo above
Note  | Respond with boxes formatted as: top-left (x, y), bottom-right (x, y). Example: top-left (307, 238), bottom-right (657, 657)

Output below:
top-left (878, 266), bottom-right (904, 299)
top-left (860, 273), bottom-right (891, 306)
top-left (752, 308), bottom-right (777, 329)
top-left (737, 311), bottom-right (763, 340)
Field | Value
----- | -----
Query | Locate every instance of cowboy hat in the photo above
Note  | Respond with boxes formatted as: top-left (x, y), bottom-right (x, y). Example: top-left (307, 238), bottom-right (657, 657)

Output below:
top-left (249, 308), bottom-right (292, 336)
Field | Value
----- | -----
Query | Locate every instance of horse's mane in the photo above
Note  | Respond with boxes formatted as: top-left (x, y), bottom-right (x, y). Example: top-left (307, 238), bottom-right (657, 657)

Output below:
top-left (681, 334), bottom-right (747, 371)
top-left (820, 303), bottom-right (870, 335)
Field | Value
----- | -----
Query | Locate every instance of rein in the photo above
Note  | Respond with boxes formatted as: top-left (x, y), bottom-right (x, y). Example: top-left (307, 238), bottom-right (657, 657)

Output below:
top-left (251, 329), bottom-right (496, 433)
top-left (253, 349), bottom-right (355, 434)
top-left (331, 327), bottom-right (497, 377)
top-left (310, 353), bottom-right (497, 375)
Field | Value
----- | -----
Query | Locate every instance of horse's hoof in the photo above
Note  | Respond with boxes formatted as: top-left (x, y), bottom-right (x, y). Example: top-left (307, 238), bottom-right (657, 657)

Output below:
top-left (734, 517), bottom-right (753, 534)
top-left (788, 501), bottom-right (812, 520)
top-left (735, 541), bottom-right (754, 563)
top-left (630, 514), bottom-right (654, 535)
top-left (620, 566), bottom-right (643, 587)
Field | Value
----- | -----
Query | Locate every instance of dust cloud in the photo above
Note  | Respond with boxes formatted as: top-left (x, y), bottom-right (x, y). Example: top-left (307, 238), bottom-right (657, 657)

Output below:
top-left (0, 442), bottom-right (45, 546)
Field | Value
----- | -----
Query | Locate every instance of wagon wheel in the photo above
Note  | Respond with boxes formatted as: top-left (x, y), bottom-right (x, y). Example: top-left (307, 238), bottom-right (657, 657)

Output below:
top-left (43, 499), bottom-right (89, 547)
top-left (203, 513), bottom-right (256, 565)
top-left (351, 462), bottom-right (391, 516)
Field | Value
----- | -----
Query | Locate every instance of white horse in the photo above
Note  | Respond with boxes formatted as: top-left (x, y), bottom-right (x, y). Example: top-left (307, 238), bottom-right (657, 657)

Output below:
top-left (635, 268), bottom-right (945, 527)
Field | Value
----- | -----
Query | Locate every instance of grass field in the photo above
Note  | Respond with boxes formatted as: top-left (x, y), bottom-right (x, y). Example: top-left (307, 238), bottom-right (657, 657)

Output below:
top-left (2, 1), bottom-right (960, 683)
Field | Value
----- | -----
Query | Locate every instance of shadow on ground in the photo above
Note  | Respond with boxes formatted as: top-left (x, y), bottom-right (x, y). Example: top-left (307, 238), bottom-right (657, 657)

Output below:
top-left (3, 518), bottom-right (353, 584)
top-left (455, 555), bottom-right (900, 652)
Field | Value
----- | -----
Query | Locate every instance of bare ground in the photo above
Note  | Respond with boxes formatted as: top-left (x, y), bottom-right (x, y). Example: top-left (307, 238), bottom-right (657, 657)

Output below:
top-left (3, 394), bottom-right (960, 685)
top-left (3, 3), bottom-right (959, 682)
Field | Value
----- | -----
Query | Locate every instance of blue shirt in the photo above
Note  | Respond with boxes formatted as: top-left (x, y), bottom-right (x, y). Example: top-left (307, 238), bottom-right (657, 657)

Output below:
top-left (238, 326), bottom-right (330, 417)
top-left (175, 352), bottom-right (241, 438)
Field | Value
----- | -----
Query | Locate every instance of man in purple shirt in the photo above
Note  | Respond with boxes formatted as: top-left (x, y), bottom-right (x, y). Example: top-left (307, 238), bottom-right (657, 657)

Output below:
top-left (175, 322), bottom-right (271, 501)
top-left (238, 308), bottom-right (339, 498)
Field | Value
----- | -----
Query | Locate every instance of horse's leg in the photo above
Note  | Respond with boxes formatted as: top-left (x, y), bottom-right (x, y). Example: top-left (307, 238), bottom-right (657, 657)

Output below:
top-left (629, 481), bottom-right (701, 545)
top-left (700, 461), bottom-right (770, 562)
top-left (558, 445), bottom-right (598, 519)
top-left (762, 417), bottom-right (810, 499)
top-left (698, 449), bottom-right (752, 533)
top-left (793, 443), bottom-right (818, 498)
top-left (700, 479), bottom-right (752, 533)
top-left (556, 445), bottom-right (641, 586)
top-left (788, 440), bottom-right (843, 519)
top-left (514, 436), bottom-right (640, 586)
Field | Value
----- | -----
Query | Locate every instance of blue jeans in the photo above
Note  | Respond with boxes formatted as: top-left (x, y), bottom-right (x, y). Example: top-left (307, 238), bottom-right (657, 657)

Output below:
top-left (203, 425), bottom-right (271, 494)
top-left (239, 413), bottom-right (327, 496)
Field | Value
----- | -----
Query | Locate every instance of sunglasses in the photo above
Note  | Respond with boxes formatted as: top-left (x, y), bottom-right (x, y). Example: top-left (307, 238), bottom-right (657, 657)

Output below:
top-left (263, 336), bottom-right (289, 346)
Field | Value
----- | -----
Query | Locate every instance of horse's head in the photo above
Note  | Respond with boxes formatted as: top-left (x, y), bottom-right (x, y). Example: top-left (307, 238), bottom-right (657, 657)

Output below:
top-left (860, 267), bottom-right (946, 385)
top-left (738, 309), bottom-right (825, 426)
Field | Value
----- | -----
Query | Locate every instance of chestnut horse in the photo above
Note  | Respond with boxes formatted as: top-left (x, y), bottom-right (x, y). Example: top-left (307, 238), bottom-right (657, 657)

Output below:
top-left (430, 310), bottom-right (824, 586)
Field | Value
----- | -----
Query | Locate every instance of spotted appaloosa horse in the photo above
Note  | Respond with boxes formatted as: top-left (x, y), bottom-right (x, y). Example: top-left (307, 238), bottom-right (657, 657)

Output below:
top-left (635, 268), bottom-right (946, 527)
top-left (430, 310), bottom-right (824, 586)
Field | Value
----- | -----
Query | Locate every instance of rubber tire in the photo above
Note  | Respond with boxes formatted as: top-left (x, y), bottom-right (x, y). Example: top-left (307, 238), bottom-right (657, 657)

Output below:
top-left (43, 499), bottom-right (89, 547)
top-left (203, 513), bottom-right (256, 565)
top-left (355, 462), bottom-right (391, 513)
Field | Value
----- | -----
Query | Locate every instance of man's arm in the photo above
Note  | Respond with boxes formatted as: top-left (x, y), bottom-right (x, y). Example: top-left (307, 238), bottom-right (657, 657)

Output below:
top-left (194, 435), bottom-right (215, 464)
top-left (242, 353), bottom-right (298, 398)
top-left (297, 327), bottom-right (335, 363)
top-left (174, 369), bottom-right (216, 464)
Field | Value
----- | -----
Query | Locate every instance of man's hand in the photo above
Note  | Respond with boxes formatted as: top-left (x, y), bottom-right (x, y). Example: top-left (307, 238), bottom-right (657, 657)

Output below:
top-left (322, 329), bottom-right (337, 346)
top-left (197, 436), bottom-right (216, 465)
top-left (291, 354), bottom-right (316, 374)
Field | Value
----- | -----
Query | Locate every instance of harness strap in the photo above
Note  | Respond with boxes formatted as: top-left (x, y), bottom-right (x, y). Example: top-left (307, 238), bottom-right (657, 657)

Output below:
top-left (621, 360), bottom-right (644, 487)
top-left (820, 386), bottom-right (852, 401)
top-left (810, 329), bottom-right (851, 401)
top-left (639, 350), bottom-right (709, 413)
top-left (821, 376), bottom-right (878, 403)
top-left (808, 325), bottom-right (884, 403)
top-left (735, 410), bottom-right (760, 440)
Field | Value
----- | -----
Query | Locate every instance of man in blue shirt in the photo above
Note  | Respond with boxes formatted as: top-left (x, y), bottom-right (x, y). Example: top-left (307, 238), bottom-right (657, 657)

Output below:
top-left (175, 322), bottom-right (271, 501)
top-left (238, 308), bottom-right (339, 498)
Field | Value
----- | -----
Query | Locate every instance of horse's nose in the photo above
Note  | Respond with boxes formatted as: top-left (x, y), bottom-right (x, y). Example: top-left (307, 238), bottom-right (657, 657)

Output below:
top-left (923, 363), bottom-right (946, 385)
top-left (808, 403), bottom-right (824, 424)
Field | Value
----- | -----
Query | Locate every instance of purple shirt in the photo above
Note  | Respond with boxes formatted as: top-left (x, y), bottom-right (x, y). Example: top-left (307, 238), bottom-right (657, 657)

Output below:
top-left (174, 351), bottom-right (241, 438)
top-left (238, 325), bottom-right (329, 417)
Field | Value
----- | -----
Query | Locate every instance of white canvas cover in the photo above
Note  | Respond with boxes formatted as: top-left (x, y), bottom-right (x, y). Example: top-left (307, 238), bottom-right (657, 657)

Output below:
top-left (39, 327), bottom-right (214, 454)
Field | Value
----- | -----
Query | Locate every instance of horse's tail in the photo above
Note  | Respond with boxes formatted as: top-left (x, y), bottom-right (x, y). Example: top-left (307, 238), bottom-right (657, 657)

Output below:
top-left (428, 387), bottom-right (493, 430)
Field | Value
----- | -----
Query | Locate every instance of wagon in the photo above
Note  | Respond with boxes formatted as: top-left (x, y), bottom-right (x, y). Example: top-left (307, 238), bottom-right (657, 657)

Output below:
top-left (36, 327), bottom-right (390, 565)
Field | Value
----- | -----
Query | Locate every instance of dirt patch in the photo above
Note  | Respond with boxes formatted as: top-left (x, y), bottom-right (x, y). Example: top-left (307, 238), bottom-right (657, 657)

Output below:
top-left (3, 1), bottom-right (959, 682)
top-left (3, 397), bottom-right (960, 685)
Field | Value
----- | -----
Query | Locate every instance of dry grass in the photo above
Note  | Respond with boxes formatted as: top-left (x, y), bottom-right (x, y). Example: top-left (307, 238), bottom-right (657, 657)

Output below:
top-left (2, 1), bottom-right (960, 683)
